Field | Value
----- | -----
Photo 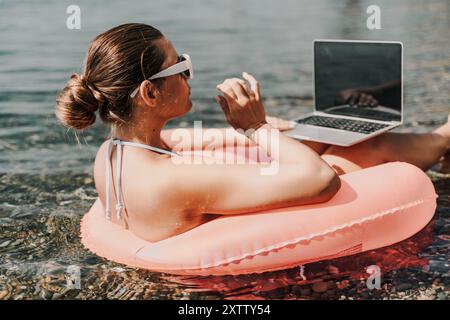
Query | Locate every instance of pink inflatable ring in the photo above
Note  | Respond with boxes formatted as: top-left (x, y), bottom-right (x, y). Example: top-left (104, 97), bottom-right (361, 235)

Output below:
top-left (81, 155), bottom-right (437, 276)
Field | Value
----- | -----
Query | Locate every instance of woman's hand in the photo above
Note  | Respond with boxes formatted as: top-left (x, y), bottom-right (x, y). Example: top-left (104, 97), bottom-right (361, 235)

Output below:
top-left (216, 72), bottom-right (267, 132)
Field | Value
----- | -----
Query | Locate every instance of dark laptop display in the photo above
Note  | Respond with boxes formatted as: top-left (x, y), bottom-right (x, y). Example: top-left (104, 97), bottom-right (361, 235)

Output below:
top-left (314, 41), bottom-right (402, 122)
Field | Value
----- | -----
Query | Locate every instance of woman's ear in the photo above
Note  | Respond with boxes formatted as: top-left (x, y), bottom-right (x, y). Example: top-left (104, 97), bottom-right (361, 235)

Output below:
top-left (139, 80), bottom-right (160, 107)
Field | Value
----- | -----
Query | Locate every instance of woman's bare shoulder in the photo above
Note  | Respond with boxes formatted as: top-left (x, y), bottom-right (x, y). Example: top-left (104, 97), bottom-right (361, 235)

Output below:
top-left (94, 140), bottom-right (110, 171)
top-left (93, 140), bottom-right (110, 193)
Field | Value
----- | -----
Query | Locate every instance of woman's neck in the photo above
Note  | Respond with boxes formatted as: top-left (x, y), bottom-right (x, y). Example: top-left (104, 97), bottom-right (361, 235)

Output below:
top-left (111, 116), bottom-right (167, 150)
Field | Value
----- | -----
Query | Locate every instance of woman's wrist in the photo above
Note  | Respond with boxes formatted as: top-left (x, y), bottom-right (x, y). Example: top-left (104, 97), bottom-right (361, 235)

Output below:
top-left (251, 120), bottom-right (268, 131)
top-left (246, 122), bottom-right (272, 141)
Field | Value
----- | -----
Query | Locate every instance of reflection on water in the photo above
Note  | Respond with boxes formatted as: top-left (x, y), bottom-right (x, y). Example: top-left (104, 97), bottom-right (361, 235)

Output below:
top-left (0, 0), bottom-right (449, 299)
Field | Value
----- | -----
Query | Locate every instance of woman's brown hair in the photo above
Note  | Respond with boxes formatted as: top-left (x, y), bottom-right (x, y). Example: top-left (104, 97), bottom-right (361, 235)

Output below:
top-left (55, 23), bottom-right (166, 130)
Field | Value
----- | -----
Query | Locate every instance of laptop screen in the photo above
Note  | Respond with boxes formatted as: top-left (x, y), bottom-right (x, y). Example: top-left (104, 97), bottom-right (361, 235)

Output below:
top-left (314, 41), bottom-right (402, 122)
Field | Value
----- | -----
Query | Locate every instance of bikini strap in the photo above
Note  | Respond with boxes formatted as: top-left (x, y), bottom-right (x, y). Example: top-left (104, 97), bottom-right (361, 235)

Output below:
top-left (105, 138), bottom-right (113, 221)
top-left (115, 140), bottom-right (123, 221)
top-left (117, 139), bottom-right (181, 157)
top-left (104, 138), bottom-right (180, 221)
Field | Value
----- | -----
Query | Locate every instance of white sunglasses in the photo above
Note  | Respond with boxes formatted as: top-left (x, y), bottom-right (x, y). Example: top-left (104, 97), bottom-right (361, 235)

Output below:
top-left (130, 53), bottom-right (193, 98)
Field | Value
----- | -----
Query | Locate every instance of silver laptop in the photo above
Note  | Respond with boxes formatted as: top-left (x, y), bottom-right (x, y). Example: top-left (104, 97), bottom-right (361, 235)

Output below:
top-left (285, 40), bottom-right (403, 146)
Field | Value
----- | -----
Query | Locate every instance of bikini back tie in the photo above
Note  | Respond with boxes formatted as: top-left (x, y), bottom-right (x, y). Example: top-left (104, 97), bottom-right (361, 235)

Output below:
top-left (104, 138), bottom-right (180, 221)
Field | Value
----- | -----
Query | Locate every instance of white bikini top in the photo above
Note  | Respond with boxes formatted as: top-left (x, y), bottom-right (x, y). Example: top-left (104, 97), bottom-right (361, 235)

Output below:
top-left (105, 138), bottom-right (180, 221)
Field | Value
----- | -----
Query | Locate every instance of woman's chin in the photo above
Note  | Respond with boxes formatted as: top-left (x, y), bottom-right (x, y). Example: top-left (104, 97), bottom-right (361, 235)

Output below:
top-left (186, 99), bottom-right (193, 111)
top-left (175, 99), bottom-right (192, 117)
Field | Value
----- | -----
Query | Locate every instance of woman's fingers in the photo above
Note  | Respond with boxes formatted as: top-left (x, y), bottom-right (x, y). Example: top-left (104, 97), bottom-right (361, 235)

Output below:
top-left (216, 95), bottom-right (232, 122)
top-left (215, 75), bottom-right (266, 131)
top-left (216, 83), bottom-right (237, 101)
top-left (221, 78), bottom-right (246, 94)
top-left (231, 82), bottom-right (250, 105)
top-left (225, 78), bottom-right (246, 86)
top-left (217, 79), bottom-right (250, 107)
top-left (217, 76), bottom-right (256, 101)
top-left (216, 83), bottom-right (234, 97)
top-left (242, 72), bottom-right (260, 100)
top-left (216, 74), bottom-right (260, 113)
top-left (215, 95), bottom-right (226, 109)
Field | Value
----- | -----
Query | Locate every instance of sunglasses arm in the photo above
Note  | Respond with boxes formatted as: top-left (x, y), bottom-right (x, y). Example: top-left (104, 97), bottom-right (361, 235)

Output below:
top-left (149, 60), bottom-right (191, 80)
top-left (130, 54), bottom-right (193, 98)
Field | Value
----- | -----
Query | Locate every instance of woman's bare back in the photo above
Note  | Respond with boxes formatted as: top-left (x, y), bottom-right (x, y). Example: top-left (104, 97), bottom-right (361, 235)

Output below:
top-left (93, 140), bottom-right (214, 243)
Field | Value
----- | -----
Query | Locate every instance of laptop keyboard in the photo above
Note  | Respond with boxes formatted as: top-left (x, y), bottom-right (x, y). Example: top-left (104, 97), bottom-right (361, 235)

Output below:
top-left (296, 116), bottom-right (389, 134)
top-left (327, 107), bottom-right (400, 122)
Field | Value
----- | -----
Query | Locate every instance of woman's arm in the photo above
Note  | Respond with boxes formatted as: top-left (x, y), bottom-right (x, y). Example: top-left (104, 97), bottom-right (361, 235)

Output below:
top-left (159, 73), bottom-right (340, 216)
top-left (163, 129), bottom-right (339, 216)
top-left (161, 116), bottom-right (296, 151)
top-left (161, 126), bottom-right (254, 152)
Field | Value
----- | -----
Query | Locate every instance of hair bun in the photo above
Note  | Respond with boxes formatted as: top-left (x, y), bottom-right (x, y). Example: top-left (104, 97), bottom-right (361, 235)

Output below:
top-left (55, 73), bottom-right (107, 130)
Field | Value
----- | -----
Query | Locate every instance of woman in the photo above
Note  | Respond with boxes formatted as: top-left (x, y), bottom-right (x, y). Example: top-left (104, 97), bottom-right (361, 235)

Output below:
top-left (55, 23), bottom-right (450, 242)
